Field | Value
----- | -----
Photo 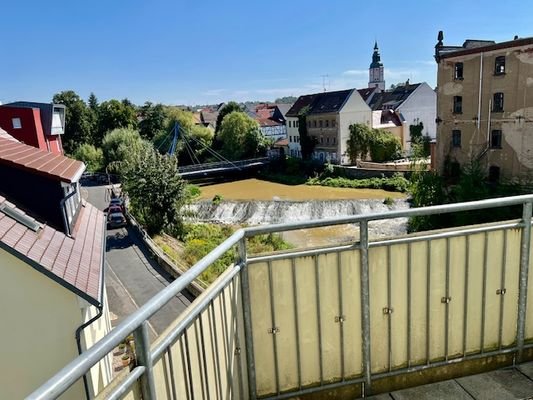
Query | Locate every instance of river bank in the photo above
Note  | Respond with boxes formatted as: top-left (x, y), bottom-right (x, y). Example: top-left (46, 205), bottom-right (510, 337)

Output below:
top-left (193, 178), bottom-right (409, 248)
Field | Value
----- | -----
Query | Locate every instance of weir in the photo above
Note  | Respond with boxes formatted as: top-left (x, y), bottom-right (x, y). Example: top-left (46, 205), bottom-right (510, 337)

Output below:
top-left (29, 195), bottom-right (533, 400)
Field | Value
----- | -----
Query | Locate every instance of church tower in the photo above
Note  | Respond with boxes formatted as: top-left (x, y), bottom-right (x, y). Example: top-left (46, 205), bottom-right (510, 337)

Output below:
top-left (369, 41), bottom-right (385, 91)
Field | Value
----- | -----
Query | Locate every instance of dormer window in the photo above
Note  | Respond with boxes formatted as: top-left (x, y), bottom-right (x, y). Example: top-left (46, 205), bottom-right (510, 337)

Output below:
top-left (12, 118), bottom-right (21, 129)
top-left (495, 56), bottom-right (506, 75)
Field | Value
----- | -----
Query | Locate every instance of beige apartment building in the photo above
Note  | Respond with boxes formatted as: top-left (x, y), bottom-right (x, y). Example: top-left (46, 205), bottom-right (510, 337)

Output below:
top-left (435, 33), bottom-right (533, 182)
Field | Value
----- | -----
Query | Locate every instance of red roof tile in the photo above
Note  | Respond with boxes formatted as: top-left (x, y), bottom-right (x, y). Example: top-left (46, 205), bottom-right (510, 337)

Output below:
top-left (0, 137), bottom-right (84, 183)
top-left (0, 195), bottom-right (105, 304)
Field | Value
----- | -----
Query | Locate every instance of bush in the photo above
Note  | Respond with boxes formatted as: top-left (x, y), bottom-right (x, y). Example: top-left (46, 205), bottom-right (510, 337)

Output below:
top-left (181, 223), bottom-right (292, 284)
top-left (368, 129), bottom-right (402, 162)
top-left (307, 173), bottom-right (409, 193)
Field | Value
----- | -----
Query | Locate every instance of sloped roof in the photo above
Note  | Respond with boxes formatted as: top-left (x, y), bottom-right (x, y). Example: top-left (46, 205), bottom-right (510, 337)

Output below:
top-left (309, 89), bottom-right (353, 114)
top-left (286, 94), bottom-right (318, 117)
top-left (0, 137), bottom-right (84, 183)
top-left (368, 83), bottom-right (421, 111)
top-left (0, 195), bottom-right (106, 305)
top-left (275, 103), bottom-right (292, 117)
top-left (0, 127), bottom-right (17, 141)
top-left (286, 89), bottom-right (354, 117)
top-left (357, 87), bottom-right (377, 103)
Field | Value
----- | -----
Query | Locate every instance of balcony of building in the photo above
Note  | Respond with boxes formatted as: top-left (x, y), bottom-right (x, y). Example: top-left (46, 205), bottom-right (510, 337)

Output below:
top-left (29, 195), bottom-right (533, 400)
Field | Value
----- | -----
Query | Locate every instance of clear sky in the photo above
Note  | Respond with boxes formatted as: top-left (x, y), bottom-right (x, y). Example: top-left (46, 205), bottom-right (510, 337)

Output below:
top-left (1, 0), bottom-right (532, 106)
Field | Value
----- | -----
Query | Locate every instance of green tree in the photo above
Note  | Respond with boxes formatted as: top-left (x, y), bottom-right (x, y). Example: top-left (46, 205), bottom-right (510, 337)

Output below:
top-left (154, 107), bottom-right (213, 164)
top-left (97, 99), bottom-right (138, 144)
top-left (139, 102), bottom-right (166, 141)
top-left (368, 129), bottom-right (402, 162)
top-left (87, 92), bottom-right (99, 139)
top-left (101, 128), bottom-right (145, 170)
top-left (274, 96), bottom-right (297, 104)
top-left (298, 106), bottom-right (317, 160)
top-left (347, 124), bottom-right (401, 163)
top-left (73, 144), bottom-right (104, 172)
top-left (52, 91), bottom-right (92, 153)
top-left (121, 145), bottom-right (186, 236)
top-left (213, 102), bottom-right (244, 150)
top-left (347, 123), bottom-right (372, 163)
top-left (409, 122), bottom-right (430, 158)
top-left (217, 111), bottom-right (266, 160)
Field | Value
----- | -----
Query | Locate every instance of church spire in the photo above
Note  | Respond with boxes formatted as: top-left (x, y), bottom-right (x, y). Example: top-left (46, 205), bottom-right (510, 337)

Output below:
top-left (369, 41), bottom-right (385, 91)
top-left (370, 41), bottom-right (383, 68)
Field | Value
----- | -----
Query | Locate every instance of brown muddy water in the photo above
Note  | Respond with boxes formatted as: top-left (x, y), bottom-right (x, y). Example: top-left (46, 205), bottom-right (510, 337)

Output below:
top-left (193, 178), bottom-right (409, 248)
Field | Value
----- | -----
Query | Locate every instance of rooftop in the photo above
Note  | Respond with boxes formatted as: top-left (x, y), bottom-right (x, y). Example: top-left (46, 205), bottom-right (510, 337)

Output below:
top-left (368, 82), bottom-right (421, 111)
top-left (286, 89), bottom-right (354, 117)
top-left (0, 194), bottom-right (105, 305)
top-left (0, 137), bottom-right (84, 183)
top-left (435, 32), bottom-right (533, 60)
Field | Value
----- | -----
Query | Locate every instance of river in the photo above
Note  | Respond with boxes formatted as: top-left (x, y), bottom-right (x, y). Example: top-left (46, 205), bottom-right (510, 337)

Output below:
top-left (191, 178), bottom-right (409, 248)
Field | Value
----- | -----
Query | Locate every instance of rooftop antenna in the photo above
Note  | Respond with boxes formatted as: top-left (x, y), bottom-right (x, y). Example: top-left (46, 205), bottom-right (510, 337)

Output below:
top-left (321, 74), bottom-right (329, 92)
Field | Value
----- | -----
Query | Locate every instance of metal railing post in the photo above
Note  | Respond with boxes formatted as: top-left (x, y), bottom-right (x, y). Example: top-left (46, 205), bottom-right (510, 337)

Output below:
top-left (238, 238), bottom-right (257, 399)
top-left (517, 201), bottom-right (532, 361)
top-left (360, 220), bottom-right (372, 395)
top-left (134, 322), bottom-right (156, 400)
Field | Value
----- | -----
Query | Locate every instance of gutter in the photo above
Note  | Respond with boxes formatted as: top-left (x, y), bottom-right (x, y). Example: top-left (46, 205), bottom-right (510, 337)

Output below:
top-left (74, 217), bottom-right (107, 400)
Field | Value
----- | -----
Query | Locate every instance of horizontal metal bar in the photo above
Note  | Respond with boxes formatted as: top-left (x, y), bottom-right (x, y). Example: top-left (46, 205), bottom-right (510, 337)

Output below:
top-left (151, 262), bottom-right (243, 360)
top-left (27, 229), bottom-right (245, 400)
top-left (369, 221), bottom-right (522, 248)
top-left (248, 222), bottom-right (522, 265)
top-left (106, 366), bottom-right (146, 400)
top-left (260, 376), bottom-right (365, 400)
top-left (244, 195), bottom-right (533, 237)
top-left (248, 243), bottom-right (359, 264)
top-left (372, 346), bottom-right (518, 381)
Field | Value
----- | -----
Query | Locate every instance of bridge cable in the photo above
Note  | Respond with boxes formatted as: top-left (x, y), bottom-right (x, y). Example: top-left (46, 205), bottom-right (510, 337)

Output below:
top-left (180, 126), bottom-right (242, 170)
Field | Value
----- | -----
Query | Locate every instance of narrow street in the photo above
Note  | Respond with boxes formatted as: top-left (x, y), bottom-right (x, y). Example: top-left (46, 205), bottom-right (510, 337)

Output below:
top-left (82, 183), bottom-right (193, 337)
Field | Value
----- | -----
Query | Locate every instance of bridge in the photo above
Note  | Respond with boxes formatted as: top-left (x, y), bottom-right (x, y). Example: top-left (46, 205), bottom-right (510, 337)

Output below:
top-left (29, 195), bottom-right (533, 400)
top-left (178, 157), bottom-right (271, 179)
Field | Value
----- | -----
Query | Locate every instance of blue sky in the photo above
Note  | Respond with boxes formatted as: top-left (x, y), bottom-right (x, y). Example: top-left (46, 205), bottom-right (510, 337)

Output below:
top-left (1, 0), bottom-right (532, 106)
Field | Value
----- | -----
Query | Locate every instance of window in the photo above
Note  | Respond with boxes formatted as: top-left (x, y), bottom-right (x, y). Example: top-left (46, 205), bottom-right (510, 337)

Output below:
top-left (490, 130), bottom-right (502, 148)
top-left (320, 137), bottom-right (323, 144)
top-left (12, 118), bottom-right (21, 129)
top-left (319, 120), bottom-right (323, 128)
top-left (288, 121), bottom-right (292, 128)
top-left (454, 62), bottom-right (464, 80)
top-left (296, 121), bottom-right (299, 128)
top-left (453, 96), bottom-right (463, 113)
top-left (333, 137), bottom-right (336, 144)
top-left (313, 120), bottom-right (317, 128)
top-left (488, 166), bottom-right (501, 183)
top-left (495, 56), bottom-right (506, 75)
top-left (452, 130), bottom-right (461, 147)
top-left (325, 120), bottom-right (329, 128)
top-left (493, 92), bottom-right (504, 112)
top-left (332, 120), bottom-right (336, 128)
top-left (326, 137), bottom-right (330, 144)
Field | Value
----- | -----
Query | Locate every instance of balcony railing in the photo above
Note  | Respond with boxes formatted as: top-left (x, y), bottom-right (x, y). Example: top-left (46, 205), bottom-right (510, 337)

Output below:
top-left (29, 194), bottom-right (533, 399)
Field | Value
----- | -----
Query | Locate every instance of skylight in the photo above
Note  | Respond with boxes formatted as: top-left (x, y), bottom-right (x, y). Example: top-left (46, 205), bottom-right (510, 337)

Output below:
top-left (0, 204), bottom-right (41, 232)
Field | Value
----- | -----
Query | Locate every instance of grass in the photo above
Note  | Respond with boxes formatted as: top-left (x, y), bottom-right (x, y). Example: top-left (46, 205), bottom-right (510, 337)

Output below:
top-left (154, 223), bottom-right (292, 285)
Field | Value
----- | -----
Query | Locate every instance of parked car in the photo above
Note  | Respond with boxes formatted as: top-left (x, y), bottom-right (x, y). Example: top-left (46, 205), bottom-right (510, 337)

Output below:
top-left (107, 212), bottom-right (127, 229)
top-left (107, 205), bottom-right (122, 215)
top-left (109, 197), bottom-right (126, 213)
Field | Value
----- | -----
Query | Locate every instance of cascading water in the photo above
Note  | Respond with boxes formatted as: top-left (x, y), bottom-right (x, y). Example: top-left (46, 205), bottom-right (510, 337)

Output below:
top-left (187, 198), bottom-right (409, 238)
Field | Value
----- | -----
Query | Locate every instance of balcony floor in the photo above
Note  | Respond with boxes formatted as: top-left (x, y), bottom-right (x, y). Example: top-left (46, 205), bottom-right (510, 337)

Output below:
top-left (367, 362), bottom-right (533, 400)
